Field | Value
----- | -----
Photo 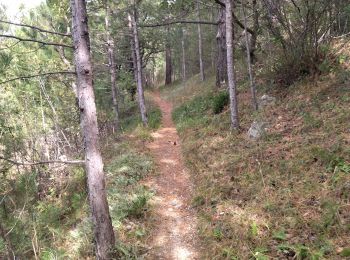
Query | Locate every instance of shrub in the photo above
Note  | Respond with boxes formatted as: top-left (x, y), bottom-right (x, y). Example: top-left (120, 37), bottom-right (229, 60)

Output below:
top-left (212, 91), bottom-right (229, 114)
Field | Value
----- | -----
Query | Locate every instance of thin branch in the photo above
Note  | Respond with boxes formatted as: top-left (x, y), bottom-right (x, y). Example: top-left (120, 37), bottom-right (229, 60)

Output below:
top-left (0, 71), bottom-right (76, 84)
top-left (0, 34), bottom-right (73, 48)
top-left (0, 20), bottom-right (71, 37)
top-left (213, 0), bottom-right (255, 35)
top-left (141, 20), bottom-right (218, 28)
top-left (0, 156), bottom-right (84, 166)
top-left (233, 12), bottom-right (255, 35)
top-left (214, 0), bottom-right (225, 7)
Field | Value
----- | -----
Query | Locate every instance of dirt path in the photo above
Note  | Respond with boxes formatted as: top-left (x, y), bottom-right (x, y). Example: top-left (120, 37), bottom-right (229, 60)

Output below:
top-left (145, 92), bottom-right (200, 260)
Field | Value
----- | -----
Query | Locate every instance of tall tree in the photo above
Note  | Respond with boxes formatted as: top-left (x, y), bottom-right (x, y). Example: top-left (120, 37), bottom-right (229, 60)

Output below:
top-left (242, 0), bottom-right (258, 110)
top-left (70, 0), bottom-right (115, 258)
top-left (129, 3), bottom-right (148, 126)
top-left (165, 25), bottom-right (172, 85)
top-left (105, 1), bottom-right (120, 131)
top-left (225, 0), bottom-right (239, 129)
top-left (216, 5), bottom-right (227, 88)
top-left (181, 27), bottom-right (186, 82)
top-left (197, 0), bottom-right (205, 81)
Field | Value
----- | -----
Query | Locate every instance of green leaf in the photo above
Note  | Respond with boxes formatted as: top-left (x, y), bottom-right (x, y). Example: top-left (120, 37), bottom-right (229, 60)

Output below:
top-left (273, 229), bottom-right (286, 241)
top-left (340, 248), bottom-right (350, 257)
top-left (250, 222), bottom-right (258, 237)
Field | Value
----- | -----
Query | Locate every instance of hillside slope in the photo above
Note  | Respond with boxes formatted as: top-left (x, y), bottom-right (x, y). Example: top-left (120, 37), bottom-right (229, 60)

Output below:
top-left (161, 43), bottom-right (350, 259)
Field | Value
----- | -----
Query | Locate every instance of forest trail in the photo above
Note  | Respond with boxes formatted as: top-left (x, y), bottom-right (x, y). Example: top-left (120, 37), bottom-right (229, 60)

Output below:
top-left (145, 92), bottom-right (200, 260)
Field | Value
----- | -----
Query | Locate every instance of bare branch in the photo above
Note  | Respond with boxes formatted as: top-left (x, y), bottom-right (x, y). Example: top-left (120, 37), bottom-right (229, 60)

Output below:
top-left (0, 34), bottom-right (73, 48)
top-left (0, 71), bottom-right (76, 84)
top-left (213, 0), bottom-right (255, 35)
top-left (214, 0), bottom-right (225, 7)
top-left (0, 20), bottom-right (71, 37)
top-left (0, 156), bottom-right (84, 166)
top-left (141, 20), bottom-right (218, 28)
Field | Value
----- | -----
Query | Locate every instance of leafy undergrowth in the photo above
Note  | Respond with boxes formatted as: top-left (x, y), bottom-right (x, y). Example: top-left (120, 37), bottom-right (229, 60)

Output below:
top-left (58, 97), bottom-right (162, 259)
top-left (0, 97), bottom-right (161, 259)
top-left (162, 47), bottom-right (350, 259)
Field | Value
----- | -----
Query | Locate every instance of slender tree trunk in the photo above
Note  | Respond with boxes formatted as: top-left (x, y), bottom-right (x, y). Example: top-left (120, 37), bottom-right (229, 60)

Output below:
top-left (216, 5), bottom-right (227, 88)
top-left (242, 0), bottom-right (258, 110)
top-left (70, 0), bottom-right (115, 259)
top-left (127, 17), bottom-right (138, 101)
top-left (197, 0), bottom-right (205, 81)
top-left (165, 26), bottom-right (172, 85)
top-left (105, 2), bottom-right (120, 131)
top-left (225, 0), bottom-right (239, 129)
top-left (211, 9), bottom-right (216, 71)
top-left (129, 6), bottom-right (148, 126)
top-left (181, 28), bottom-right (186, 82)
top-left (250, 0), bottom-right (259, 63)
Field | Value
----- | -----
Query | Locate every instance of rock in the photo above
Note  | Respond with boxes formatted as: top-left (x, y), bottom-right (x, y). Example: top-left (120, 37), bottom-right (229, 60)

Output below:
top-left (259, 94), bottom-right (276, 107)
top-left (247, 121), bottom-right (268, 140)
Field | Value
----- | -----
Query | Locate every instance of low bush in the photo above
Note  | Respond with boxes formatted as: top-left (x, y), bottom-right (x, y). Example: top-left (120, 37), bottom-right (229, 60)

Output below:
top-left (212, 91), bottom-right (229, 114)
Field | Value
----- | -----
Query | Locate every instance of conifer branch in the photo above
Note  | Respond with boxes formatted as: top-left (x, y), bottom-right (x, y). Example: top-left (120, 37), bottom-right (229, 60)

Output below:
top-left (0, 34), bottom-right (73, 48)
top-left (0, 20), bottom-right (71, 37)
top-left (0, 71), bottom-right (76, 84)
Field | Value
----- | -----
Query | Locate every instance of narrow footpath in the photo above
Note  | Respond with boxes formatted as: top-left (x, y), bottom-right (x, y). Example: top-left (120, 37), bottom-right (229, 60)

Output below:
top-left (145, 92), bottom-right (200, 260)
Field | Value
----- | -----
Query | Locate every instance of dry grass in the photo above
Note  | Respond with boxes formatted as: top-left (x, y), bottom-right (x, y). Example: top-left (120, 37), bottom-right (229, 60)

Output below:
top-left (161, 42), bottom-right (350, 259)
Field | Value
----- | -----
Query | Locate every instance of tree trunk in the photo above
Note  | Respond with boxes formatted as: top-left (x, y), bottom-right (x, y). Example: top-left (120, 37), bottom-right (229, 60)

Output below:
top-left (216, 5), bottom-right (227, 88)
top-left (165, 26), bottom-right (172, 85)
top-left (70, 0), bottom-right (115, 259)
top-left (105, 3), bottom-right (120, 131)
top-left (197, 0), bottom-right (205, 81)
top-left (181, 28), bottom-right (186, 82)
top-left (225, 0), bottom-right (239, 129)
top-left (242, 0), bottom-right (258, 110)
top-left (250, 0), bottom-right (259, 63)
top-left (129, 6), bottom-right (148, 126)
top-left (128, 18), bottom-right (138, 101)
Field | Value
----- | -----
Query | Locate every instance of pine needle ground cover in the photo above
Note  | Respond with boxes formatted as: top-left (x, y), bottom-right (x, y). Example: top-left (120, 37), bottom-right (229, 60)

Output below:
top-left (162, 44), bottom-right (350, 259)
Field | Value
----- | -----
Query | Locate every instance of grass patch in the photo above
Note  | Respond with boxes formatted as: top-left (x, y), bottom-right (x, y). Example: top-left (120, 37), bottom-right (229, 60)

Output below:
top-left (162, 67), bottom-right (350, 258)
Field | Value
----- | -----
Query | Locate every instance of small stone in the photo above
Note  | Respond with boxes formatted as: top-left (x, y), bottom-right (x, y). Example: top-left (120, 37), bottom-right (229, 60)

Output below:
top-left (248, 121), bottom-right (268, 140)
top-left (125, 225), bottom-right (132, 230)
top-left (259, 94), bottom-right (276, 107)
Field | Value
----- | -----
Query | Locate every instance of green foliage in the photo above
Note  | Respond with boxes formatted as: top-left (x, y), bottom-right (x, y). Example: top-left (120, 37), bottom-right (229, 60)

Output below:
top-left (172, 94), bottom-right (213, 132)
top-left (273, 229), bottom-right (286, 241)
top-left (212, 91), bottom-right (229, 114)
top-left (249, 222), bottom-right (258, 237)
top-left (311, 147), bottom-right (350, 174)
top-left (147, 107), bottom-right (162, 129)
top-left (340, 248), bottom-right (350, 257)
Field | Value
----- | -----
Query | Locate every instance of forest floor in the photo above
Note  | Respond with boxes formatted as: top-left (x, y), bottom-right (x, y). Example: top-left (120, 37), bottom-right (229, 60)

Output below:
top-left (144, 91), bottom-right (201, 259)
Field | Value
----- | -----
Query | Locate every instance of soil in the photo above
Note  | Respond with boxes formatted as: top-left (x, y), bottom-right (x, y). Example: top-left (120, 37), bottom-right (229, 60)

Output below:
top-left (144, 92), bottom-right (200, 260)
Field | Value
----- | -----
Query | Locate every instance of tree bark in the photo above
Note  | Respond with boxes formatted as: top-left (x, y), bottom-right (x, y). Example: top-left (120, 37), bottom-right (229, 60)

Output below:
top-left (216, 5), bottom-right (227, 88)
top-left (129, 5), bottom-right (148, 126)
top-left (250, 0), bottom-right (259, 63)
top-left (165, 26), bottom-right (172, 85)
top-left (181, 28), bottom-right (186, 82)
top-left (127, 16), bottom-right (138, 101)
top-left (105, 2), bottom-right (120, 131)
top-left (197, 0), bottom-right (205, 81)
top-left (225, 0), bottom-right (239, 129)
top-left (242, 0), bottom-right (258, 110)
top-left (70, 0), bottom-right (115, 259)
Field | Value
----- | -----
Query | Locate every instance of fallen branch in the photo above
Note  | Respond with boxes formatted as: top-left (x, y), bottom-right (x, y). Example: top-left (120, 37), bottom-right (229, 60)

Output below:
top-left (0, 20), bottom-right (71, 37)
top-left (0, 34), bottom-right (72, 48)
top-left (0, 156), bottom-right (84, 166)
top-left (0, 71), bottom-right (76, 84)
